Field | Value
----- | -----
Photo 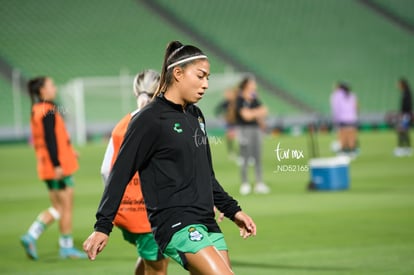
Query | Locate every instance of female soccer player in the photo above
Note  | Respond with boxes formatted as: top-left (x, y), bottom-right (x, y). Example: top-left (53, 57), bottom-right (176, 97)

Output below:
top-left (21, 77), bottom-right (86, 260)
top-left (100, 70), bottom-right (169, 275)
top-left (394, 78), bottom-right (412, 157)
top-left (235, 76), bottom-right (269, 195)
top-left (330, 82), bottom-right (359, 158)
top-left (84, 41), bottom-right (256, 274)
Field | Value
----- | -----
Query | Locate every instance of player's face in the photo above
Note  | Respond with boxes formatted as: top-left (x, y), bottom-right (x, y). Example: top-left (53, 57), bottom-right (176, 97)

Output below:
top-left (179, 59), bottom-right (210, 104)
top-left (244, 79), bottom-right (257, 99)
top-left (40, 78), bottom-right (57, 101)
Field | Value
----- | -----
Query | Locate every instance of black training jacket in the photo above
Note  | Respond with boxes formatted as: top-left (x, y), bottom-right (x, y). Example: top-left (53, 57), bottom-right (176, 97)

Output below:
top-left (94, 94), bottom-right (241, 251)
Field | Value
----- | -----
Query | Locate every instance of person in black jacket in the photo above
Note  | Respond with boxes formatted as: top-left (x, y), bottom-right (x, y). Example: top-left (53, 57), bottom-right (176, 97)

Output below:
top-left (394, 78), bottom-right (413, 157)
top-left (235, 76), bottom-right (269, 195)
top-left (83, 41), bottom-right (256, 275)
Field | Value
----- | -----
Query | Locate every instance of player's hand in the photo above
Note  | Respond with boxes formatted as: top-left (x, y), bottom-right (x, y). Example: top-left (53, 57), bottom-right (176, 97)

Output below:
top-left (214, 206), bottom-right (225, 223)
top-left (83, 231), bottom-right (109, 260)
top-left (54, 166), bottom-right (64, 180)
top-left (233, 211), bottom-right (257, 239)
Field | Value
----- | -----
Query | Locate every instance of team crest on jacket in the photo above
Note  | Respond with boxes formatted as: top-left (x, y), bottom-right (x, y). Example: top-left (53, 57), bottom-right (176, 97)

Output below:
top-left (198, 117), bottom-right (205, 135)
top-left (173, 122), bottom-right (183, 133)
top-left (188, 227), bottom-right (204, 241)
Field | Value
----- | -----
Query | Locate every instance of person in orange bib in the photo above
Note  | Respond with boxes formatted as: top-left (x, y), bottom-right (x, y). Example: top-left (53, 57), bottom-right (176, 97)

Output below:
top-left (100, 70), bottom-right (169, 275)
top-left (20, 76), bottom-right (86, 260)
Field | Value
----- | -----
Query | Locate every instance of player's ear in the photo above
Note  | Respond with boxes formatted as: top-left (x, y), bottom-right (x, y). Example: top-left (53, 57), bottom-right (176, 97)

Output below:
top-left (172, 67), bottom-right (184, 82)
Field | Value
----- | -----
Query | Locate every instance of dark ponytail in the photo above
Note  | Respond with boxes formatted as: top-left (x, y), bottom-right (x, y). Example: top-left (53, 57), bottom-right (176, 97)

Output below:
top-left (238, 74), bottom-right (255, 92)
top-left (399, 78), bottom-right (411, 94)
top-left (153, 40), bottom-right (207, 98)
top-left (28, 76), bottom-right (47, 105)
top-left (154, 41), bottom-right (183, 98)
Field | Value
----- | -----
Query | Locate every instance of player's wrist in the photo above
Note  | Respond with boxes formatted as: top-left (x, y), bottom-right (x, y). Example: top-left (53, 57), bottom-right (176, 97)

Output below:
top-left (94, 222), bottom-right (113, 236)
top-left (93, 230), bottom-right (109, 236)
top-left (232, 210), bottom-right (244, 221)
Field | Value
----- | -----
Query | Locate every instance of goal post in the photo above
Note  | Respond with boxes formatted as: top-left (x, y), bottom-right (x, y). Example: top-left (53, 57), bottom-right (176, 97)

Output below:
top-left (60, 71), bottom-right (246, 145)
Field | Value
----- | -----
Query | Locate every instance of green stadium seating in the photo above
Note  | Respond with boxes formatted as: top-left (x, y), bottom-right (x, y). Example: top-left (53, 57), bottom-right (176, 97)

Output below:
top-left (0, 0), bottom-right (229, 83)
top-left (0, 0), bottom-right (413, 131)
top-left (372, 0), bottom-right (414, 25)
top-left (152, 0), bottom-right (414, 114)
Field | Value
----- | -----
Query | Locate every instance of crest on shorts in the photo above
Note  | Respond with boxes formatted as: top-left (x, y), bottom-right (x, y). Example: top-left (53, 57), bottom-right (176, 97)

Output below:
top-left (188, 227), bottom-right (204, 242)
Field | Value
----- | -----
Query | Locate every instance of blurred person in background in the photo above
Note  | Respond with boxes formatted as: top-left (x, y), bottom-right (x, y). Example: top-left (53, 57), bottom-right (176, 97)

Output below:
top-left (215, 87), bottom-right (238, 159)
top-left (394, 78), bottom-right (413, 157)
top-left (21, 77), bottom-right (86, 260)
top-left (84, 41), bottom-right (256, 275)
top-left (235, 75), bottom-right (269, 195)
top-left (330, 82), bottom-right (359, 158)
top-left (100, 70), bottom-right (169, 275)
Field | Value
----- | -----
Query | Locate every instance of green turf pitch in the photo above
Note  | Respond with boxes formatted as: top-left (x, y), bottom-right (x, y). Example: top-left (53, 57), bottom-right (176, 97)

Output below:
top-left (0, 130), bottom-right (413, 274)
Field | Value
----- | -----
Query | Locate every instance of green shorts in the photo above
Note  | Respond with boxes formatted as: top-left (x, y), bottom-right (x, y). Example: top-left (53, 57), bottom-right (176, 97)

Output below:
top-left (119, 228), bottom-right (164, 261)
top-left (44, 176), bottom-right (74, 190)
top-left (164, 224), bottom-right (228, 268)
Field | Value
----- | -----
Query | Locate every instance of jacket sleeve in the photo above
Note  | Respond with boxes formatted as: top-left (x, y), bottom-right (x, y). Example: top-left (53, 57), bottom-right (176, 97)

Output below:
top-left (94, 111), bottom-right (159, 235)
top-left (207, 139), bottom-right (242, 220)
top-left (198, 107), bottom-right (241, 220)
top-left (401, 91), bottom-right (413, 114)
top-left (330, 91), bottom-right (341, 123)
top-left (42, 111), bottom-right (60, 167)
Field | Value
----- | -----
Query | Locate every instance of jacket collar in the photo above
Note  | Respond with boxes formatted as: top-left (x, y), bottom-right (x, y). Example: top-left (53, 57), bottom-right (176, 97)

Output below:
top-left (157, 93), bottom-right (192, 112)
